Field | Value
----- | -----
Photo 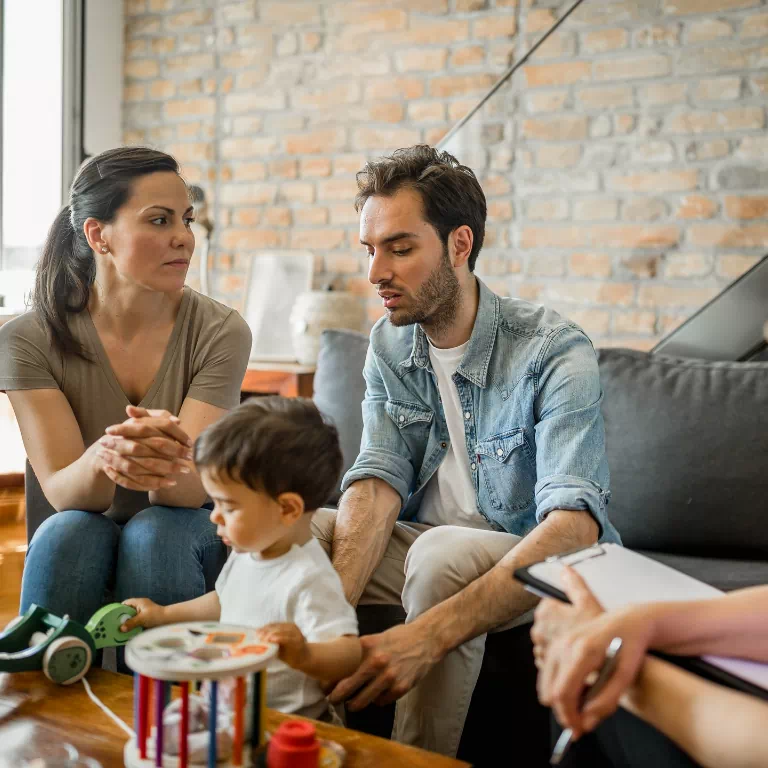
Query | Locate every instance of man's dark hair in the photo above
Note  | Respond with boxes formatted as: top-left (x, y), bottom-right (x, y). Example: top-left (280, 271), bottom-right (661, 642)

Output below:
top-left (194, 397), bottom-right (343, 512)
top-left (354, 144), bottom-right (487, 272)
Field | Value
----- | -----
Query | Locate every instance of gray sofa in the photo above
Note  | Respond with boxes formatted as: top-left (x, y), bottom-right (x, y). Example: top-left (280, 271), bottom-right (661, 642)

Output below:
top-left (313, 329), bottom-right (768, 765)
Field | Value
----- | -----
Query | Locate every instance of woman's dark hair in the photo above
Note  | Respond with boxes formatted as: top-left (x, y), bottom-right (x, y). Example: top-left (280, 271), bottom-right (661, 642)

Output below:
top-left (34, 146), bottom-right (181, 358)
top-left (194, 397), bottom-right (344, 512)
top-left (354, 144), bottom-right (487, 272)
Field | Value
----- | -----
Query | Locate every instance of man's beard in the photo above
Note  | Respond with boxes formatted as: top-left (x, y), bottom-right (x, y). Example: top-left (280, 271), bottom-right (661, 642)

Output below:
top-left (385, 245), bottom-right (461, 336)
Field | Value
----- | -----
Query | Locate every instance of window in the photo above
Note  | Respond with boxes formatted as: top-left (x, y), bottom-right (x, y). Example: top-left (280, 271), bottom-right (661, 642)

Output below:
top-left (0, 0), bottom-right (65, 311)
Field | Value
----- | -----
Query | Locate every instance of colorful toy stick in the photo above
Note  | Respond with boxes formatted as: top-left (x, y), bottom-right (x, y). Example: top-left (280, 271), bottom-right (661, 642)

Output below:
top-left (180, 680), bottom-right (189, 768)
top-left (154, 679), bottom-right (164, 768)
top-left (208, 680), bottom-right (218, 768)
top-left (233, 676), bottom-right (245, 766)
top-left (138, 675), bottom-right (149, 759)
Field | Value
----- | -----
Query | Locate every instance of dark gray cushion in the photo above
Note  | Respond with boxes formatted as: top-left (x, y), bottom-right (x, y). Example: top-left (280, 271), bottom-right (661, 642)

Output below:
top-left (640, 550), bottom-right (768, 592)
top-left (313, 329), bottom-right (369, 504)
top-left (598, 349), bottom-right (768, 559)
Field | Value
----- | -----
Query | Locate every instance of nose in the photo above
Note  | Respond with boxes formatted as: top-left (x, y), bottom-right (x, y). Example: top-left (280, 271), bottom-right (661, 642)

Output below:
top-left (368, 250), bottom-right (393, 286)
top-left (172, 220), bottom-right (195, 251)
top-left (209, 507), bottom-right (222, 525)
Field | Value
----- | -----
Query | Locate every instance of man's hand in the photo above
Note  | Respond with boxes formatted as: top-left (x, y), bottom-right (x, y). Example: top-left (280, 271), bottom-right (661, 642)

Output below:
top-left (328, 621), bottom-right (440, 710)
top-left (258, 623), bottom-right (309, 670)
top-left (120, 598), bottom-right (168, 632)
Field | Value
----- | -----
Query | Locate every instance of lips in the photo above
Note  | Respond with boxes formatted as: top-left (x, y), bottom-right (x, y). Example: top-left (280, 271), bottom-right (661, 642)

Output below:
top-left (378, 291), bottom-right (403, 309)
top-left (164, 259), bottom-right (190, 268)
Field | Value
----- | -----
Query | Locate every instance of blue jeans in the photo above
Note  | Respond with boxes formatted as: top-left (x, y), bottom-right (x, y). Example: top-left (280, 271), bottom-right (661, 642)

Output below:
top-left (20, 505), bottom-right (227, 631)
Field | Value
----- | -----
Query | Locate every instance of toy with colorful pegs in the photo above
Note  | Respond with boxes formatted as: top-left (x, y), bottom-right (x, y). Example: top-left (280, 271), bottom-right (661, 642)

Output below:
top-left (0, 602), bottom-right (142, 685)
top-left (123, 622), bottom-right (278, 768)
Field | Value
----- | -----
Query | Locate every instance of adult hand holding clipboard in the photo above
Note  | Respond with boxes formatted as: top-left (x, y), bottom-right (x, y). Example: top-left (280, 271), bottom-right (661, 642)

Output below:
top-left (532, 567), bottom-right (654, 741)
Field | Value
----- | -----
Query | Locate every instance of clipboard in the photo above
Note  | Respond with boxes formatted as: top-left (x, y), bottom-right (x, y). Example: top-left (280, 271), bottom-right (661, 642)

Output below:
top-left (515, 543), bottom-right (768, 702)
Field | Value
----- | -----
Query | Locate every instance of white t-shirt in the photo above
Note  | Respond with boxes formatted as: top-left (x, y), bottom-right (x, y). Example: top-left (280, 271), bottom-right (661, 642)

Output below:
top-left (417, 340), bottom-right (494, 531)
top-left (215, 537), bottom-right (358, 720)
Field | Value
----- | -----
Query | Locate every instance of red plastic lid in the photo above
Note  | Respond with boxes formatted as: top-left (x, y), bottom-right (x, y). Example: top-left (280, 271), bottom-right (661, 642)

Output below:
top-left (267, 720), bottom-right (320, 768)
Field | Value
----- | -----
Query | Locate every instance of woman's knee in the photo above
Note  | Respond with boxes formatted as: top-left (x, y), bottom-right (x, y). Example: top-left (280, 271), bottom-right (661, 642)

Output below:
top-left (28, 509), bottom-right (120, 555)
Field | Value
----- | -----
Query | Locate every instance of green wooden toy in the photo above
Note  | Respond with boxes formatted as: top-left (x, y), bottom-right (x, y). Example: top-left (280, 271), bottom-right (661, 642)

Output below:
top-left (0, 602), bottom-right (142, 685)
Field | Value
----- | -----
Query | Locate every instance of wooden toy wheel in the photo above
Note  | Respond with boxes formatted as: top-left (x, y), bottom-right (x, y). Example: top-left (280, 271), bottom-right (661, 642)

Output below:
top-left (43, 636), bottom-right (92, 685)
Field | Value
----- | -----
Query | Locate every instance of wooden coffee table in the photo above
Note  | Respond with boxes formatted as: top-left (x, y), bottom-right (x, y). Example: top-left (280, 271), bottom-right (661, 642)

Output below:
top-left (0, 669), bottom-right (470, 767)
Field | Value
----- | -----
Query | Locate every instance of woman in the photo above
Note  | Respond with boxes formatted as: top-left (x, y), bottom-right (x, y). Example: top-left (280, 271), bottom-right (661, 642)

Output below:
top-left (0, 147), bottom-right (251, 637)
top-left (531, 567), bottom-right (768, 768)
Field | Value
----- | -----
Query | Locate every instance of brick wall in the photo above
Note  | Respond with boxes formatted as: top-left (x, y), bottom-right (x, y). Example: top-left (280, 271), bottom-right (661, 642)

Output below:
top-left (123, 0), bottom-right (768, 349)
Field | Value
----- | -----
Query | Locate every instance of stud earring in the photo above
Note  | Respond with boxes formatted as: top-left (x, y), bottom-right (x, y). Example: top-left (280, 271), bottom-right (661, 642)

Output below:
top-left (101, 246), bottom-right (108, 254)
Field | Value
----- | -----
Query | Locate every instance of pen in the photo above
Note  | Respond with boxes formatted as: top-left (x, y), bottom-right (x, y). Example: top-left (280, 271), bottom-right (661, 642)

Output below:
top-left (550, 636), bottom-right (623, 766)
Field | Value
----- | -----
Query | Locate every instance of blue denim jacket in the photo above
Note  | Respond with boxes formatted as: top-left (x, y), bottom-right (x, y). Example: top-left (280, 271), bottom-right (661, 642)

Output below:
top-left (341, 279), bottom-right (620, 543)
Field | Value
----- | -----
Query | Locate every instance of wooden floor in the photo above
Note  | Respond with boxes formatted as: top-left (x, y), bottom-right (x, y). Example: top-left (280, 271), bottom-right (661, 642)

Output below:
top-left (0, 487), bottom-right (25, 628)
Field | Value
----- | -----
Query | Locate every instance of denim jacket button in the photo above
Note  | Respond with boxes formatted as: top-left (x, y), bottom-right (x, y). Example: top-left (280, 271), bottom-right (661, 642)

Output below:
top-left (399, 415), bottom-right (405, 423)
top-left (464, 411), bottom-right (471, 420)
top-left (441, 442), bottom-right (447, 448)
top-left (470, 462), bottom-right (476, 470)
top-left (496, 448), bottom-right (503, 456)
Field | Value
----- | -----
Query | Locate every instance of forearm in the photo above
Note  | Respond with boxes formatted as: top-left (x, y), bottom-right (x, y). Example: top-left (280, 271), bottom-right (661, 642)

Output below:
top-left (640, 587), bottom-right (768, 662)
top-left (332, 478), bottom-right (401, 605)
top-left (426, 509), bottom-right (599, 655)
top-left (149, 469), bottom-right (207, 509)
top-left (296, 636), bottom-right (363, 683)
top-left (622, 657), bottom-right (768, 768)
top-left (161, 590), bottom-right (221, 624)
top-left (45, 443), bottom-right (116, 513)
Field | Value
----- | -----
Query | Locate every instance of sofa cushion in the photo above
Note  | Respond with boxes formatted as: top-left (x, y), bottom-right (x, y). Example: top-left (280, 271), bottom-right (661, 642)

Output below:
top-left (598, 348), bottom-right (768, 559)
top-left (313, 329), bottom-right (369, 504)
top-left (639, 550), bottom-right (768, 592)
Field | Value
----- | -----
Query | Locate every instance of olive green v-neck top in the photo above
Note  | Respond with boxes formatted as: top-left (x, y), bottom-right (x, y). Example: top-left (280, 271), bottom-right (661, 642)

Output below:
top-left (0, 287), bottom-right (251, 523)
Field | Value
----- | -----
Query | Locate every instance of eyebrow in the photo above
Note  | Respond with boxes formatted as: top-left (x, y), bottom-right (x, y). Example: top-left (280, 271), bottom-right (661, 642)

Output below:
top-left (142, 205), bottom-right (194, 215)
top-left (360, 231), bottom-right (420, 247)
top-left (211, 495), bottom-right (237, 504)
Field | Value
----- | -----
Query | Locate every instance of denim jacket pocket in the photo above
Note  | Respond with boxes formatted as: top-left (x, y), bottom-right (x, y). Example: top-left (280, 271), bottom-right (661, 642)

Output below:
top-left (476, 428), bottom-right (535, 513)
top-left (385, 399), bottom-right (434, 429)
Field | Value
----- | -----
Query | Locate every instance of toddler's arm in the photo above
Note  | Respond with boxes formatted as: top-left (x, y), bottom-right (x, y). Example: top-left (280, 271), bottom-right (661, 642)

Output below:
top-left (259, 623), bottom-right (362, 683)
top-left (121, 591), bottom-right (221, 631)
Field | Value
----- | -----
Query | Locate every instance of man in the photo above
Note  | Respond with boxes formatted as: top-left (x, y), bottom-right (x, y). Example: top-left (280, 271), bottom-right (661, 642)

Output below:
top-left (312, 145), bottom-right (620, 757)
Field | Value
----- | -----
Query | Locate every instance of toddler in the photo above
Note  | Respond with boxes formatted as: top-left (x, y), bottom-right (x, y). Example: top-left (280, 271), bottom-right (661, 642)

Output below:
top-left (121, 397), bottom-right (361, 741)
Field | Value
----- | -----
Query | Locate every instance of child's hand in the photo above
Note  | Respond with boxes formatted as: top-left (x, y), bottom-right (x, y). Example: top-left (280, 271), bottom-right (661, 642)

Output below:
top-left (258, 623), bottom-right (309, 670)
top-left (120, 598), bottom-right (167, 632)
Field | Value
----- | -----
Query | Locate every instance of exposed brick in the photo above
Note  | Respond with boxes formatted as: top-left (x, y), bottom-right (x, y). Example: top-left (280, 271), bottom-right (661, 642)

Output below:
top-left (324, 253), bottom-right (365, 275)
top-left (593, 54), bottom-right (670, 81)
top-left (526, 199), bottom-right (569, 221)
top-left (125, 59), bottom-right (160, 80)
top-left (352, 126), bottom-right (421, 150)
top-left (522, 115), bottom-right (588, 141)
top-left (526, 91), bottom-right (569, 113)
top-left (292, 82), bottom-right (361, 110)
top-left (582, 28), bottom-right (629, 54)
top-left (750, 74), bottom-right (768, 95)
top-left (408, 101), bottom-right (446, 122)
top-left (638, 82), bottom-right (687, 105)
top-left (279, 182), bottom-right (315, 205)
top-left (677, 44), bottom-right (768, 75)
top-left (690, 223), bottom-right (768, 247)
top-left (664, 253), bottom-right (713, 278)
top-left (430, 74), bottom-right (495, 98)
top-left (165, 98), bottom-right (215, 119)
top-left (534, 33), bottom-right (577, 60)
top-left (365, 77), bottom-right (425, 100)
top-left (166, 54), bottom-right (215, 73)
top-left (694, 76), bottom-right (742, 101)
top-left (536, 145), bottom-right (582, 169)
top-left (124, 84), bottom-right (146, 102)
top-left (573, 198), bottom-right (619, 221)
top-left (285, 128), bottom-right (346, 155)
top-left (523, 61), bottom-right (591, 87)
top-left (221, 137), bottom-right (277, 159)
top-left (634, 24), bottom-right (681, 47)
top-left (742, 12), bottom-right (768, 38)
top-left (665, 107), bottom-right (764, 135)
top-left (631, 141), bottom-right (676, 163)
top-left (608, 169), bottom-right (698, 192)
top-left (220, 229), bottom-right (283, 250)
top-left (638, 284), bottom-right (719, 309)
top-left (623, 198), bottom-right (669, 222)
top-left (569, 252), bottom-right (613, 278)
top-left (165, 9), bottom-right (213, 30)
top-left (328, 204), bottom-right (359, 225)
top-left (290, 229), bottom-right (347, 250)
top-left (716, 165), bottom-right (768, 189)
top-left (261, 2), bottom-right (322, 25)
top-left (736, 135), bottom-right (768, 159)
top-left (677, 195), bottom-right (718, 219)
top-left (268, 158), bottom-right (298, 179)
top-left (613, 310), bottom-right (656, 335)
top-left (334, 154), bottom-right (367, 175)
top-left (576, 85), bottom-right (634, 110)
top-left (294, 207), bottom-right (330, 226)
top-left (396, 18), bottom-right (469, 46)
top-left (473, 14), bottom-right (517, 39)
top-left (226, 91), bottom-right (286, 113)
top-left (664, 0), bottom-right (758, 14)
top-left (300, 157), bottom-right (332, 178)
top-left (451, 46), bottom-right (485, 68)
top-left (317, 178), bottom-right (359, 201)
top-left (394, 49), bottom-right (448, 72)
top-left (231, 209), bottom-right (262, 228)
top-left (231, 162), bottom-right (267, 181)
top-left (717, 253), bottom-right (762, 278)
top-left (686, 18), bottom-right (734, 43)
top-left (150, 79), bottom-right (177, 101)
top-left (725, 196), bottom-right (768, 219)
top-left (686, 138), bottom-right (731, 160)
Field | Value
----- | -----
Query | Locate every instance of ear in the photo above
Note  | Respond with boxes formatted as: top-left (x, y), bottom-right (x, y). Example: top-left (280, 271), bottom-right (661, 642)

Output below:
top-left (277, 492), bottom-right (305, 525)
top-left (83, 217), bottom-right (109, 255)
top-left (450, 225), bottom-right (474, 269)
